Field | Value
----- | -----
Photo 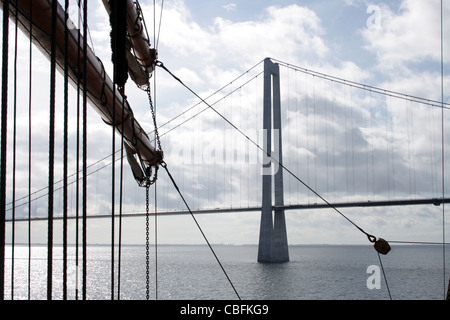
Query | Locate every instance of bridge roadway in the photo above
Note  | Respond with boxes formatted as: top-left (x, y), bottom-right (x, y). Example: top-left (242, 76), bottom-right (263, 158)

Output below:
top-left (7, 198), bottom-right (450, 222)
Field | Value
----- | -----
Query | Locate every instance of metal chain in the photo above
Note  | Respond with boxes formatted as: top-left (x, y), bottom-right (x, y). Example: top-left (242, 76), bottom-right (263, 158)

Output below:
top-left (142, 75), bottom-right (162, 300)
top-left (142, 78), bottom-right (161, 300)
top-left (145, 184), bottom-right (150, 300)
top-left (145, 86), bottom-right (162, 152)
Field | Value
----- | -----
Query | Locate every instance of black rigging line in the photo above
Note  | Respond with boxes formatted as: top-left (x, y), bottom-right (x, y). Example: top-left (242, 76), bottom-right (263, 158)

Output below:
top-left (151, 0), bottom-right (160, 300)
top-left (440, 0), bottom-right (446, 299)
top-left (156, 0), bottom-right (164, 49)
top-left (111, 62), bottom-right (116, 300)
top-left (154, 89), bottom-right (159, 301)
top-left (3, 62), bottom-right (264, 215)
top-left (110, 0), bottom-right (128, 299)
top-left (155, 1), bottom-right (162, 300)
top-left (132, 4), bottom-right (242, 296)
top-left (63, 0), bottom-right (70, 301)
top-left (28, 0), bottom-right (32, 300)
top-left (117, 91), bottom-right (126, 300)
top-left (82, 0), bottom-right (88, 301)
top-left (389, 240), bottom-right (450, 245)
top-left (11, 0), bottom-right (18, 299)
top-left (377, 252), bottom-right (392, 300)
top-left (145, 185), bottom-right (150, 300)
top-left (156, 70), bottom-right (264, 141)
top-left (47, 0), bottom-right (57, 300)
top-left (75, 0), bottom-right (81, 300)
top-left (153, 6), bottom-right (159, 299)
top-left (161, 162), bottom-right (241, 300)
top-left (156, 59), bottom-right (400, 300)
top-left (110, 0), bottom-right (119, 299)
top-left (0, 0), bottom-right (9, 301)
top-left (156, 61), bottom-right (381, 245)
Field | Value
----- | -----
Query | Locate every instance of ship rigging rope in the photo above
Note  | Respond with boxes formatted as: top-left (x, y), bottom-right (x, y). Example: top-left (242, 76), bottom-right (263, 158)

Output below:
top-left (377, 252), bottom-right (392, 300)
top-left (440, 0), bottom-right (446, 300)
top-left (155, 0), bottom-right (164, 49)
top-left (116, 90), bottom-right (126, 300)
top-left (160, 162), bottom-right (241, 300)
top-left (136, 10), bottom-right (240, 295)
top-left (1, 0), bottom-right (445, 299)
top-left (157, 60), bottom-right (396, 299)
top-left (10, 0), bottom-right (18, 300)
top-left (156, 61), bottom-right (382, 246)
top-left (145, 184), bottom-right (151, 300)
top-left (27, 0), bottom-right (33, 300)
top-left (46, 0), bottom-right (58, 300)
top-left (3, 67), bottom-right (265, 216)
top-left (82, 0), bottom-right (88, 300)
top-left (0, 0), bottom-right (9, 301)
top-left (75, 0), bottom-right (81, 300)
top-left (63, 0), bottom-right (70, 300)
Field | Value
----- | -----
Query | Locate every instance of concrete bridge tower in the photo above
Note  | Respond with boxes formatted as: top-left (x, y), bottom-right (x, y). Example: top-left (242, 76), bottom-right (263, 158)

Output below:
top-left (257, 58), bottom-right (289, 263)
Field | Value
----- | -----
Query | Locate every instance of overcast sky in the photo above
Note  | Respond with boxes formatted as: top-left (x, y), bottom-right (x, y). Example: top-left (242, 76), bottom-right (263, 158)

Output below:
top-left (2, 0), bottom-right (450, 248)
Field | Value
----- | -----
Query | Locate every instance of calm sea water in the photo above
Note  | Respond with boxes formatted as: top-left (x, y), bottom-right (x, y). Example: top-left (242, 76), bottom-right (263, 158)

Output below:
top-left (3, 244), bottom-right (449, 300)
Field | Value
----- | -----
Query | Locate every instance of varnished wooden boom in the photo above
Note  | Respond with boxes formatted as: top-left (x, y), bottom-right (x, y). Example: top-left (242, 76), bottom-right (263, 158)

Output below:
top-left (1, 0), bottom-right (162, 171)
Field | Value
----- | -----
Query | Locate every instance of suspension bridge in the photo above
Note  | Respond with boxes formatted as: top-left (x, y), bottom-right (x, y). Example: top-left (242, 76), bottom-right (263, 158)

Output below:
top-left (1, 0), bottom-right (449, 300)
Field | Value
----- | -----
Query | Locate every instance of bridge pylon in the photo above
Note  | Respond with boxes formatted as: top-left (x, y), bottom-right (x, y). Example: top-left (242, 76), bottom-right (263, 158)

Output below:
top-left (257, 58), bottom-right (289, 263)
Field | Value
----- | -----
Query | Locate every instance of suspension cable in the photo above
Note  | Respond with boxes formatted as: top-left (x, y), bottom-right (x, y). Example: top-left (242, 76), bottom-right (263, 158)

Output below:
top-left (273, 58), bottom-right (450, 110)
top-left (155, 60), bottom-right (399, 300)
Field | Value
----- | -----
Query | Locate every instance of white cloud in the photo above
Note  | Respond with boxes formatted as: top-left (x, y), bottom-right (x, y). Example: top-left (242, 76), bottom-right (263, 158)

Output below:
top-left (134, 1), bottom-right (449, 246)
top-left (211, 4), bottom-right (329, 65)
top-left (361, 0), bottom-right (450, 70)
top-left (3, 0), bottom-right (449, 248)
top-left (157, 2), bottom-right (332, 90)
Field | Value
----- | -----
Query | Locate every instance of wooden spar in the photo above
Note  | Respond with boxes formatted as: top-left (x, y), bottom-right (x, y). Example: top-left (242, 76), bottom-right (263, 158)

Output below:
top-left (1, 0), bottom-right (162, 172)
top-left (125, 0), bottom-right (156, 75)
